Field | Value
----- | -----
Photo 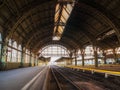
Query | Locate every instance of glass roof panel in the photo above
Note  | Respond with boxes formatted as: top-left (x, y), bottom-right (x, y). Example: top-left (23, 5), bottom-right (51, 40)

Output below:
top-left (53, 0), bottom-right (75, 41)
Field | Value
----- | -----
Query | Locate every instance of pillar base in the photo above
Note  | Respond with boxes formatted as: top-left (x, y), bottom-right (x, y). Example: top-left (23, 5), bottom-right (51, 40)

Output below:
top-left (29, 63), bottom-right (32, 67)
top-left (0, 61), bottom-right (6, 71)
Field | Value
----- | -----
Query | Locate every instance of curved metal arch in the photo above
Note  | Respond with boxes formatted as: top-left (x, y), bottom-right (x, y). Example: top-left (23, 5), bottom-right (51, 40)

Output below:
top-left (61, 37), bottom-right (79, 49)
top-left (29, 36), bottom-right (79, 53)
top-left (65, 22), bottom-right (96, 45)
top-left (22, 15), bottom-right (54, 31)
top-left (25, 30), bottom-right (81, 50)
top-left (31, 36), bottom-right (78, 51)
top-left (34, 41), bottom-right (75, 54)
top-left (26, 32), bottom-right (52, 48)
top-left (39, 44), bottom-right (70, 55)
top-left (23, 20), bottom-right (54, 43)
top-left (76, 0), bottom-right (120, 43)
top-left (61, 32), bottom-right (82, 47)
top-left (70, 6), bottom-right (119, 48)
top-left (6, 0), bottom-right (56, 39)
top-left (65, 24), bottom-right (95, 47)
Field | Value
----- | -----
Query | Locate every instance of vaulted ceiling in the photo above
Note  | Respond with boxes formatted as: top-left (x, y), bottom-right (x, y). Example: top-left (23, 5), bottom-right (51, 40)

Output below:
top-left (0, 0), bottom-right (120, 53)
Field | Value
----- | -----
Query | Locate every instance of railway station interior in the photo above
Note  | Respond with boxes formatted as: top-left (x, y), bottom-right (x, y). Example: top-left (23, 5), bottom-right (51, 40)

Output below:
top-left (0, 0), bottom-right (120, 90)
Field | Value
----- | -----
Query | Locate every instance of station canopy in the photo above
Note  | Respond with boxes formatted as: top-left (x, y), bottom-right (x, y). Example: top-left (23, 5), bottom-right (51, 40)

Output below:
top-left (0, 0), bottom-right (120, 54)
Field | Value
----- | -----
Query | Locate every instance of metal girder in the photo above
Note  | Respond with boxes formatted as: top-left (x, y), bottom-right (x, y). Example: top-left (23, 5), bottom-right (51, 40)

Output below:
top-left (25, 31), bottom-right (52, 48)
top-left (61, 37), bottom-right (79, 49)
top-left (65, 23), bottom-right (95, 45)
top-left (77, 0), bottom-right (120, 44)
top-left (57, 0), bottom-right (73, 4)
top-left (54, 2), bottom-right (64, 35)
top-left (34, 39), bottom-right (76, 53)
top-left (24, 22), bottom-right (54, 47)
top-left (6, 0), bottom-right (56, 40)
top-left (32, 35), bottom-right (79, 50)
top-left (28, 35), bottom-right (79, 53)
top-left (62, 33), bottom-right (82, 48)
top-left (54, 21), bottom-right (65, 26)
top-left (22, 19), bottom-right (54, 34)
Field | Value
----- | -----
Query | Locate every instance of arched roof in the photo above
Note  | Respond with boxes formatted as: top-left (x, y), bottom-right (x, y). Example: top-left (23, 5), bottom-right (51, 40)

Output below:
top-left (0, 0), bottom-right (120, 54)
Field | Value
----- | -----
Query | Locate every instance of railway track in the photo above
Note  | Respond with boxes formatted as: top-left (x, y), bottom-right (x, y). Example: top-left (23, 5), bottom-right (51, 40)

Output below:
top-left (52, 66), bottom-right (105, 90)
top-left (59, 66), bottom-right (120, 90)
top-left (50, 66), bottom-right (82, 90)
top-left (22, 65), bottom-right (120, 90)
top-left (63, 67), bottom-right (120, 90)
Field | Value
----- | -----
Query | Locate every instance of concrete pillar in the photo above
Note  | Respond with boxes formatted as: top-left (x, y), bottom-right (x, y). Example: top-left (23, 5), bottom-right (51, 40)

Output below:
top-left (113, 48), bottom-right (117, 64)
top-left (74, 50), bottom-right (77, 66)
top-left (0, 39), bottom-right (8, 70)
top-left (20, 46), bottom-right (25, 67)
top-left (102, 50), bottom-right (107, 64)
top-left (93, 46), bottom-right (98, 67)
top-left (69, 52), bottom-right (73, 65)
top-left (29, 50), bottom-right (32, 66)
top-left (35, 56), bottom-right (38, 66)
top-left (16, 45), bottom-right (19, 62)
top-left (34, 55), bottom-right (36, 66)
top-left (10, 40), bottom-right (13, 62)
top-left (81, 49), bottom-right (85, 67)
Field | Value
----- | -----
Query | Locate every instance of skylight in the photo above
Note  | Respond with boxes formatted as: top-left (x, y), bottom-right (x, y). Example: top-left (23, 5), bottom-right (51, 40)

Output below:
top-left (52, 0), bottom-right (75, 41)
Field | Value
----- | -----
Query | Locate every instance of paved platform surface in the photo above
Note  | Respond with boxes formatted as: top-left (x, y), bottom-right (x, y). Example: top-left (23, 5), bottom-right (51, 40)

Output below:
top-left (0, 66), bottom-right (45, 90)
top-left (66, 65), bottom-right (120, 71)
top-left (66, 65), bottom-right (120, 77)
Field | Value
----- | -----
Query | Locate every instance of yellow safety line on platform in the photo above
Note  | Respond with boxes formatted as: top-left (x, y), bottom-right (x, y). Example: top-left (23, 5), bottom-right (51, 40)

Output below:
top-left (66, 66), bottom-right (120, 76)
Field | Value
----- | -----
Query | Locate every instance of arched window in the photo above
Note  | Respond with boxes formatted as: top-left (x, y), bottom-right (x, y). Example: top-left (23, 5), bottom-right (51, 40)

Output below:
top-left (39, 44), bottom-right (69, 57)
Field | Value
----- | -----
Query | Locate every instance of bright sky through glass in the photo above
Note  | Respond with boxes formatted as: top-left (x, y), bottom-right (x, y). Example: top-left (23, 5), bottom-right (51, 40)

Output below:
top-left (53, 0), bottom-right (74, 40)
top-left (39, 45), bottom-right (69, 64)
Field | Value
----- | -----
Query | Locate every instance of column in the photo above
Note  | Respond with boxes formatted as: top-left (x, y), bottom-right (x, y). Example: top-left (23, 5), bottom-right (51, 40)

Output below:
top-left (93, 46), bottom-right (98, 67)
top-left (102, 50), bottom-right (107, 64)
top-left (20, 46), bottom-right (25, 67)
top-left (10, 40), bottom-right (13, 62)
top-left (113, 48), bottom-right (117, 64)
top-left (69, 51), bottom-right (73, 65)
top-left (0, 39), bottom-right (8, 70)
top-left (16, 45), bottom-right (19, 62)
top-left (74, 50), bottom-right (77, 66)
top-left (29, 50), bottom-right (32, 66)
top-left (81, 49), bottom-right (85, 66)
top-left (35, 56), bottom-right (38, 66)
top-left (34, 55), bottom-right (36, 66)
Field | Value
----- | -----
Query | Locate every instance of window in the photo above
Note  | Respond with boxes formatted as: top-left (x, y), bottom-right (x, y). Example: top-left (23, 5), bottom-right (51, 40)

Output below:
top-left (39, 44), bottom-right (69, 57)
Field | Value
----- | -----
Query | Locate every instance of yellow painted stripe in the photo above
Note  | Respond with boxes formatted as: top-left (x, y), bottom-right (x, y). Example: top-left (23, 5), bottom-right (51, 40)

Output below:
top-left (66, 66), bottom-right (120, 76)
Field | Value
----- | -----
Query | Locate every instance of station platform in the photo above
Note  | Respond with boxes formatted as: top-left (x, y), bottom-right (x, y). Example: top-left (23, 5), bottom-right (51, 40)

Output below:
top-left (65, 64), bottom-right (120, 77)
top-left (0, 66), bottom-right (48, 90)
top-left (0, 65), bottom-right (120, 90)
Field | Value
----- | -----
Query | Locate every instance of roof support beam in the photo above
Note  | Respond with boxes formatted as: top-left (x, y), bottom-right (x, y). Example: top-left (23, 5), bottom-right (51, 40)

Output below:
top-left (77, 0), bottom-right (120, 44)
